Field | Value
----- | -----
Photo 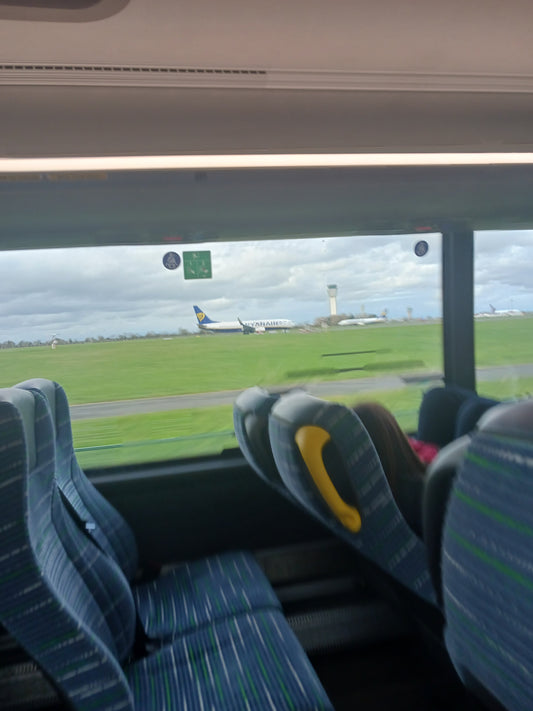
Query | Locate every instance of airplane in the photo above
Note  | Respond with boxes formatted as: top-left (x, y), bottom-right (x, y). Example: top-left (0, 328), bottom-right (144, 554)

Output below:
top-left (474, 304), bottom-right (525, 318)
top-left (337, 315), bottom-right (387, 326)
top-left (488, 304), bottom-right (524, 316)
top-left (193, 305), bottom-right (296, 333)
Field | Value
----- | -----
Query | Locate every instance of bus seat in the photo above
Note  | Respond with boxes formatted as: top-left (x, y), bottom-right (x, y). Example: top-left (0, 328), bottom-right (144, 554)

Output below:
top-left (233, 386), bottom-right (292, 496)
top-left (0, 387), bottom-right (334, 711)
top-left (0, 387), bottom-right (135, 708)
top-left (424, 399), bottom-right (524, 607)
top-left (19, 377), bottom-right (139, 578)
top-left (417, 385), bottom-right (499, 448)
top-left (441, 399), bottom-right (533, 711)
top-left (454, 393), bottom-right (500, 438)
top-left (16, 379), bottom-right (281, 643)
top-left (422, 434), bottom-right (472, 606)
top-left (268, 390), bottom-right (437, 606)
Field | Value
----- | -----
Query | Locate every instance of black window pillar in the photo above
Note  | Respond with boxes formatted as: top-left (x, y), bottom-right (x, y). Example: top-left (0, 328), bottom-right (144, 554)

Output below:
top-left (441, 224), bottom-right (476, 391)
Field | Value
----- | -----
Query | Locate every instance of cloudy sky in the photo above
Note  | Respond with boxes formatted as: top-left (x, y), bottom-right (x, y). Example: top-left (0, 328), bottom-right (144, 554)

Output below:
top-left (0, 230), bottom-right (531, 343)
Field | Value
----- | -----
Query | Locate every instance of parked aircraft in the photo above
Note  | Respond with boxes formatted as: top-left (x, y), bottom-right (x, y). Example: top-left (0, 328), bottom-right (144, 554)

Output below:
top-left (337, 316), bottom-right (387, 326)
top-left (193, 305), bottom-right (296, 333)
top-left (475, 304), bottom-right (525, 318)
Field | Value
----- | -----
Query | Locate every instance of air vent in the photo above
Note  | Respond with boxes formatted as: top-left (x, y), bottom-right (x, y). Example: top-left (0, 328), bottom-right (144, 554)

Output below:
top-left (0, 63), bottom-right (269, 88)
top-left (1, 64), bottom-right (533, 93)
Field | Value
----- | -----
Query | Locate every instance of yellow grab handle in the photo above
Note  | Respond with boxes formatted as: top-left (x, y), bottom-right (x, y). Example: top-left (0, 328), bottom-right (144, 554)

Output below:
top-left (295, 425), bottom-right (361, 533)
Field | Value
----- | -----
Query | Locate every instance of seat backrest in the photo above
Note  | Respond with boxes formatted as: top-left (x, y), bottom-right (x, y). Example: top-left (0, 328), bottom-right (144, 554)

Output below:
top-left (424, 399), bottom-right (522, 608)
top-left (269, 390), bottom-right (436, 604)
top-left (453, 392), bottom-right (500, 439)
top-left (0, 387), bottom-right (135, 710)
top-left (422, 434), bottom-right (472, 605)
top-left (16, 378), bottom-right (138, 581)
top-left (417, 385), bottom-right (499, 447)
top-left (442, 399), bottom-right (533, 710)
top-left (233, 386), bottom-right (288, 495)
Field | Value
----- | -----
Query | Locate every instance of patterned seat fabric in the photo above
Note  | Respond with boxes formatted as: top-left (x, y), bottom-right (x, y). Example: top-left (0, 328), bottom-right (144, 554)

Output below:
top-left (0, 387), bottom-right (333, 710)
top-left (269, 390), bottom-right (436, 604)
top-left (442, 399), bottom-right (533, 711)
top-left (422, 434), bottom-right (472, 605)
top-left (132, 549), bottom-right (280, 640)
top-left (127, 609), bottom-right (332, 711)
top-left (16, 379), bottom-right (280, 642)
top-left (233, 386), bottom-right (288, 495)
top-left (0, 388), bottom-right (134, 709)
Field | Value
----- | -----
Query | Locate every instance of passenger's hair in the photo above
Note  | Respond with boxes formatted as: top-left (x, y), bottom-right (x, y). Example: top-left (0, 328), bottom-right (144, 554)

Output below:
top-left (352, 401), bottom-right (426, 496)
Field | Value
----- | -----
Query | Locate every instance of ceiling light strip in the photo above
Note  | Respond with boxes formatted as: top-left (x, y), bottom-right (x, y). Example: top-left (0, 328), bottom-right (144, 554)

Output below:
top-left (2, 153), bottom-right (533, 173)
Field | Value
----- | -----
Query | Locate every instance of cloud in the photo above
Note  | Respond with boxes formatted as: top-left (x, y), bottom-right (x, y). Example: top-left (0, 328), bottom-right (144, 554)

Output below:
top-left (0, 230), bottom-right (531, 342)
top-left (474, 230), bottom-right (533, 311)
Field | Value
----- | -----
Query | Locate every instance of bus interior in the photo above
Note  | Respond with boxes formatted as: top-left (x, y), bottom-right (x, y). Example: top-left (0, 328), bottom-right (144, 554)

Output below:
top-left (0, 1), bottom-right (533, 709)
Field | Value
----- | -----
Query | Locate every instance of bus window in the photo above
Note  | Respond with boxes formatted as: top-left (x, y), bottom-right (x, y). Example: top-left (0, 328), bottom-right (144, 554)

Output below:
top-left (474, 230), bottom-right (533, 402)
top-left (0, 233), bottom-right (442, 468)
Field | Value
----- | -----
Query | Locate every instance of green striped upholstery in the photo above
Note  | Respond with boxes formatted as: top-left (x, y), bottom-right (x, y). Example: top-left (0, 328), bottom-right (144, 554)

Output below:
top-left (0, 388), bottom-right (133, 709)
top-left (269, 391), bottom-right (436, 604)
top-left (0, 387), bottom-right (333, 710)
top-left (442, 408), bottom-right (533, 710)
top-left (17, 378), bottom-right (138, 578)
top-left (133, 550), bottom-right (281, 640)
top-left (16, 379), bottom-right (281, 642)
top-left (127, 609), bottom-right (333, 710)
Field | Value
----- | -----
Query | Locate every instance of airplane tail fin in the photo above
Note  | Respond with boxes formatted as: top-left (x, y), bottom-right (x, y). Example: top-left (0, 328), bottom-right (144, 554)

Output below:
top-left (193, 305), bottom-right (216, 324)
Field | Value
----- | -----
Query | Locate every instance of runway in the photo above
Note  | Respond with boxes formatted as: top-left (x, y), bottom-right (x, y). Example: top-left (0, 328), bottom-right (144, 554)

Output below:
top-left (69, 364), bottom-right (533, 420)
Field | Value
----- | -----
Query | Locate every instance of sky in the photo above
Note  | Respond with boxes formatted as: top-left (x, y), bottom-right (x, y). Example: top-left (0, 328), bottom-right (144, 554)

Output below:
top-left (0, 230), bottom-right (532, 343)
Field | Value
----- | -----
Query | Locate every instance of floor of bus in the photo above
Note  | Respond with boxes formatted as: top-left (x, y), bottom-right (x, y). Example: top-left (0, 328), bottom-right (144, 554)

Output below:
top-left (265, 540), bottom-right (485, 711)
top-left (310, 637), bottom-right (483, 711)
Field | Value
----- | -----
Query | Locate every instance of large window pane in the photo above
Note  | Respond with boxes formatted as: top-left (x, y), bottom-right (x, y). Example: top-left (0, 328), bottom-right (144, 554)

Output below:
top-left (0, 233), bottom-right (442, 467)
top-left (474, 230), bottom-right (533, 402)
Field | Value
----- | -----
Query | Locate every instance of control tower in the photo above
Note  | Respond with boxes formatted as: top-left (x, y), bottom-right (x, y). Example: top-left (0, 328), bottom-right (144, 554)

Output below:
top-left (327, 284), bottom-right (338, 317)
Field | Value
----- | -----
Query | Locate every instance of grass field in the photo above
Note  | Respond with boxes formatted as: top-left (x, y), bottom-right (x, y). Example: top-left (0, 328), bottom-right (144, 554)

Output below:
top-left (0, 321), bottom-right (444, 402)
top-left (0, 318), bottom-right (531, 467)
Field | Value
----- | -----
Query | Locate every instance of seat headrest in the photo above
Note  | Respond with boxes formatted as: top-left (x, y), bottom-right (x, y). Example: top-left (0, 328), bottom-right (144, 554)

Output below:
top-left (233, 387), bottom-right (281, 480)
top-left (477, 399), bottom-right (533, 441)
top-left (16, 378), bottom-right (58, 425)
top-left (0, 387), bottom-right (37, 470)
top-left (454, 394), bottom-right (499, 438)
top-left (234, 386), bottom-right (308, 492)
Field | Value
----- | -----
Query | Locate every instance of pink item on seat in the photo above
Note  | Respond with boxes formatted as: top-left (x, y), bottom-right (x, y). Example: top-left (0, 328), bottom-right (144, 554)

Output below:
top-left (408, 437), bottom-right (440, 464)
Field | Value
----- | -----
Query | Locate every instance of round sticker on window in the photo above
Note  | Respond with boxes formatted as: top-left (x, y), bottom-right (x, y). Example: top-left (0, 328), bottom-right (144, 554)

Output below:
top-left (414, 240), bottom-right (429, 257)
top-left (163, 252), bottom-right (181, 270)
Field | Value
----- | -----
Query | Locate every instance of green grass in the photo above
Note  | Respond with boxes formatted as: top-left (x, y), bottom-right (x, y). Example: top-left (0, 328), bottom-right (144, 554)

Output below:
top-left (74, 407), bottom-right (237, 468)
top-left (2, 318), bottom-right (531, 467)
top-left (73, 385), bottom-right (427, 468)
top-left (474, 318), bottom-right (533, 367)
top-left (0, 321), bottom-right (443, 403)
top-left (477, 377), bottom-right (533, 401)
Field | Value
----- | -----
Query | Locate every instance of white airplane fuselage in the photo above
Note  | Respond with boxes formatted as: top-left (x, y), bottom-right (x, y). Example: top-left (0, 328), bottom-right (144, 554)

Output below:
top-left (337, 317), bottom-right (386, 326)
top-left (193, 306), bottom-right (295, 333)
top-left (198, 319), bottom-right (294, 333)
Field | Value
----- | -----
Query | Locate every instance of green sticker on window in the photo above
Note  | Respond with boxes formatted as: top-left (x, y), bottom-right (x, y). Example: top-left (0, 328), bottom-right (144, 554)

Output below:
top-left (183, 251), bottom-right (212, 280)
